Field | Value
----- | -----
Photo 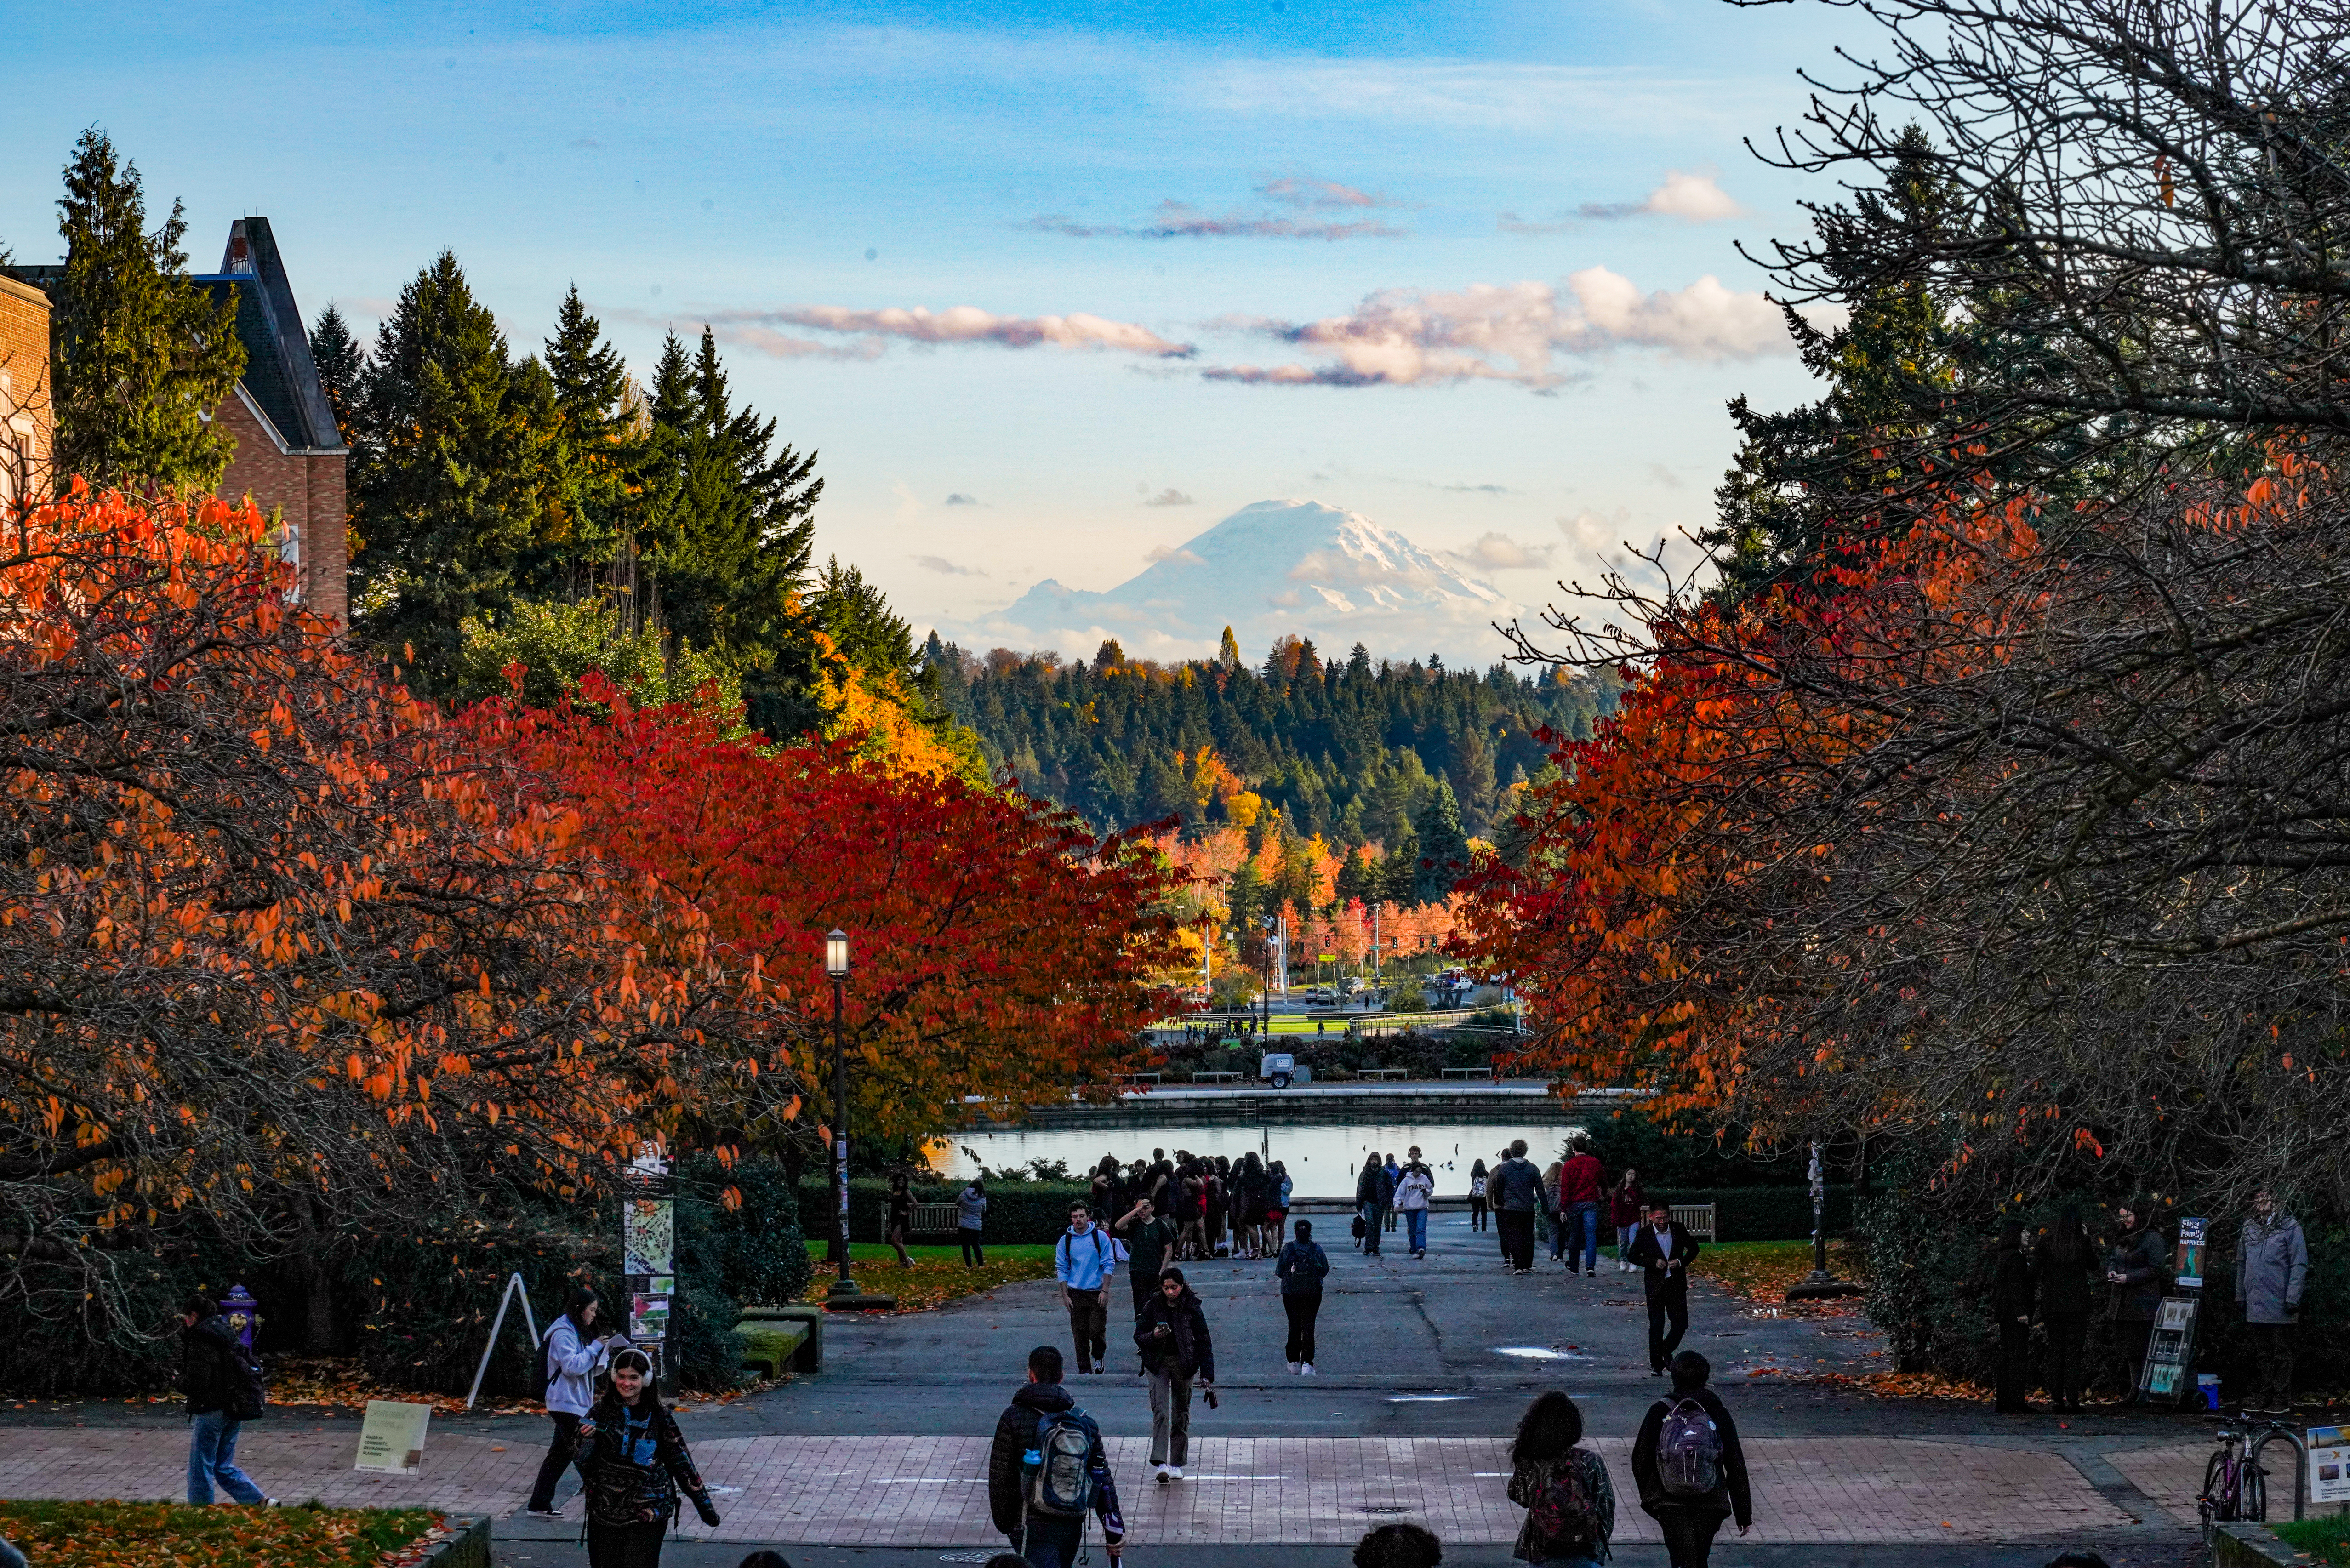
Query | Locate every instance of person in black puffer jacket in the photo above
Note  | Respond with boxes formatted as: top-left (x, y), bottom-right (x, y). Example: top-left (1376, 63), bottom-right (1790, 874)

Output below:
top-left (1135, 1268), bottom-right (1215, 1483)
top-left (181, 1294), bottom-right (269, 1506)
top-left (2103, 1200), bottom-right (2171, 1401)
top-left (571, 1347), bottom-right (719, 1568)
top-left (986, 1345), bottom-right (1125, 1566)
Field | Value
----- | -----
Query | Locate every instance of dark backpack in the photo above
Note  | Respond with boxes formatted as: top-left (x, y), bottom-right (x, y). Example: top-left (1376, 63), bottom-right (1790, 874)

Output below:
top-left (1351, 1214), bottom-right (1367, 1240)
top-left (224, 1340), bottom-right (268, 1421)
top-left (1656, 1397), bottom-right (1723, 1497)
top-left (1027, 1409), bottom-right (1098, 1518)
top-left (1529, 1452), bottom-right (1601, 1553)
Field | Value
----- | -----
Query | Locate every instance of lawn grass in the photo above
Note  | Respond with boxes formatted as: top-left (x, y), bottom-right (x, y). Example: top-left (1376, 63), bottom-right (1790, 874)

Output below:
top-left (0, 1500), bottom-right (443, 1567)
top-left (1686, 1238), bottom-right (1867, 1303)
top-left (2276, 1517), bottom-right (2350, 1563)
top-left (800, 1240), bottom-right (1056, 1311)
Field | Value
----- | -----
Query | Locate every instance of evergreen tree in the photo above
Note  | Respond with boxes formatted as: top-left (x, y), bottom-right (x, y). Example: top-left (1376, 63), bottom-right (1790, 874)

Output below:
top-left (349, 251), bottom-right (559, 671)
top-left (308, 303), bottom-right (364, 445)
top-left (1382, 823), bottom-right (1422, 906)
top-left (49, 129), bottom-right (245, 492)
top-left (1410, 776), bottom-right (1470, 903)
top-left (809, 556), bottom-right (912, 682)
top-left (544, 285), bottom-right (631, 447)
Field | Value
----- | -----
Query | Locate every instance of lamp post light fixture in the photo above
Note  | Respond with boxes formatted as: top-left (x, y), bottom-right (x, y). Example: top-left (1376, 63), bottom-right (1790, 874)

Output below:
top-left (821, 928), bottom-right (895, 1311)
top-left (1785, 1140), bottom-right (1863, 1302)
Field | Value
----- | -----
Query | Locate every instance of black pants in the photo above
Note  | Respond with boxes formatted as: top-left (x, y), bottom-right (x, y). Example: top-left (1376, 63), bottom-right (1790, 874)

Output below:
top-left (2044, 1313), bottom-right (2088, 1410)
top-left (526, 1411), bottom-right (584, 1511)
top-left (1284, 1291), bottom-right (1321, 1364)
top-left (1655, 1505), bottom-right (1724, 1567)
top-left (1361, 1203), bottom-right (1386, 1254)
top-left (1498, 1210), bottom-right (1536, 1270)
top-left (1995, 1320), bottom-right (2031, 1411)
top-left (1469, 1197), bottom-right (1489, 1231)
top-left (1067, 1293), bottom-right (1107, 1372)
top-left (2253, 1322), bottom-right (2295, 1407)
top-left (586, 1518), bottom-right (668, 1568)
top-left (2116, 1317), bottom-right (2153, 1398)
top-left (961, 1228), bottom-right (985, 1266)
top-left (1647, 1285), bottom-right (1689, 1371)
top-left (1131, 1273), bottom-right (1158, 1322)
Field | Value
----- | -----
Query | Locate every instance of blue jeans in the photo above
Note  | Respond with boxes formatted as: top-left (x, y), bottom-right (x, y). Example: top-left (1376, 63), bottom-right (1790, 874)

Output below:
top-left (1567, 1202), bottom-right (1601, 1271)
top-left (1361, 1203), bottom-right (1386, 1253)
top-left (187, 1409), bottom-right (266, 1504)
top-left (1405, 1208), bottom-right (1428, 1253)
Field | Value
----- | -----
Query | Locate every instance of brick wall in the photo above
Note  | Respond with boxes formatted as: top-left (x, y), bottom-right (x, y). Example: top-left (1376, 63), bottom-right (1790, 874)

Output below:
top-left (214, 391), bottom-right (348, 626)
top-left (0, 276), bottom-right (52, 505)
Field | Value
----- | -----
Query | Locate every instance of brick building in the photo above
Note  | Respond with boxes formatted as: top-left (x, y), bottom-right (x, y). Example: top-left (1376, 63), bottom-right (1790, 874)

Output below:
top-left (15, 217), bottom-right (350, 622)
top-left (0, 274), bottom-right (49, 513)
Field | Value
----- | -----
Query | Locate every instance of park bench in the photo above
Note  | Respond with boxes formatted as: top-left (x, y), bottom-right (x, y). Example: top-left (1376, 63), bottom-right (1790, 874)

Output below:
top-left (1440, 1066), bottom-right (1494, 1080)
top-left (1358, 1067), bottom-right (1407, 1081)
top-left (1670, 1203), bottom-right (1718, 1242)
top-left (735, 1304), bottom-right (823, 1376)
top-left (1111, 1071), bottom-right (1162, 1086)
top-left (1190, 1070), bottom-right (1243, 1084)
top-left (901, 1202), bottom-right (961, 1237)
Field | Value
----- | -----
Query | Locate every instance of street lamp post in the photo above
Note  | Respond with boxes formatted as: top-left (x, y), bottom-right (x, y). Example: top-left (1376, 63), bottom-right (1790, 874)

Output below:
top-left (822, 929), bottom-right (896, 1311)
top-left (1785, 1140), bottom-right (1862, 1302)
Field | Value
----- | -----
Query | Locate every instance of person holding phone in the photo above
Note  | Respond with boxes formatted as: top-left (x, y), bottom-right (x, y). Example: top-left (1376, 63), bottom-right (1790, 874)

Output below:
top-left (572, 1346), bottom-right (720, 1567)
top-left (1133, 1267), bottom-right (1215, 1485)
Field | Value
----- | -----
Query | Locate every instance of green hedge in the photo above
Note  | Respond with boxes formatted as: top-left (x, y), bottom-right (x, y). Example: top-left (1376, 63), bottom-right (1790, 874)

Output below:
top-left (799, 1178), bottom-right (1091, 1247)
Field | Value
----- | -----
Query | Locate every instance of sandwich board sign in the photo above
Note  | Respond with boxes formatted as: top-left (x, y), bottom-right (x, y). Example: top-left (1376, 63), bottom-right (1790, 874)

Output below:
top-left (355, 1398), bottom-right (432, 1474)
top-left (2138, 1296), bottom-right (2201, 1401)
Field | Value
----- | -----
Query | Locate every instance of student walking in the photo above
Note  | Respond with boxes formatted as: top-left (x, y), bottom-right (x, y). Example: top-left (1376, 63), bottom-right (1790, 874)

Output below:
top-left (1991, 1221), bottom-right (2035, 1414)
top-left (1627, 1201), bottom-right (1699, 1375)
top-left (1115, 1196), bottom-right (1182, 1322)
top-left (2036, 1208), bottom-right (2096, 1413)
top-left (1608, 1169), bottom-right (1645, 1271)
top-left (1357, 1155), bottom-right (1395, 1257)
top-left (1396, 1160), bottom-right (1435, 1258)
top-left (1055, 1203), bottom-right (1116, 1375)
top-left (1557, 1136), bottom-right (1605, 1277)
top-left (886, 1173), bottom-right (916, 1268)
top-left (1469, 1160), bottom-right (1491, 1232)
top-left (1277, 1218), bottom-right (1331, 1374)
top-left (571, 1346), bottom-right (722, 1568)
top-left (1492, 1140), bottom-right (1551, 1274)
top-left (2104, 1199), bottom-right (2169, 1399)
top-left (1505, 1390), bottom-right (1616, 1565)
top-left (986, 1345), bottom-right (1127, 1567)
top-left (1384, 1153), bottom-right (1402, 1233)
top-left (1631, 1351), bottom-right (1751, 1568)
top-left (1542, 1157), bottom-right (1566, 1262)
top-left (2238, 1187), bottom-right (2309, 1410)
top-left (180, 1294), bottom-right (272, 1507)
top-left (959, 1177), bottom-right (989, 1267)
top-left (529, 1287), bottom-right (627, 1517)
top-left (1135, 1267), bottom-right (1215, 1483)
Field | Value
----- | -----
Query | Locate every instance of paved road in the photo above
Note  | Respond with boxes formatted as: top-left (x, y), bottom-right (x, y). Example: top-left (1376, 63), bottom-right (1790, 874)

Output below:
top-left (0, 1211), bottom-right (2214, 1566)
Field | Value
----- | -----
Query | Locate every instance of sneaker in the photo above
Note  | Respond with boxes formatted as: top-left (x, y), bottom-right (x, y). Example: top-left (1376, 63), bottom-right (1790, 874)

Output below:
top-left (525, 1508), bottom-right (563, 1519)
top-left (1169, 1466), bottom-right (1185, 1480)
top-left (1586, 1269), bottom-right (1597, 1278)
top-left (1300, 1363), bottom-right (1316, 1376)
top-left (1287, 1360), bottom-right (1302, 1374)
top-left (1156, 1465), bottom-right (1172, 1485)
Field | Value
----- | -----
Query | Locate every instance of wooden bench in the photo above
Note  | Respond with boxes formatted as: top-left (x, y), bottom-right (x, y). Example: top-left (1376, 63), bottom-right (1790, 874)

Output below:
top-left (903, 1202), bottom-right (961, 1237)
top-left (1358, 1067), bottom-right (1407, 1081)
top-left (1111, 1071), bottom-right (1162, 1086)
top-left (1440, 1066), bottom-right (1494, 1080)
top-left (1670, 1203), bottom-right (1718, 1242)
top-left (1190, 1070), bottom-right (1243, 1084)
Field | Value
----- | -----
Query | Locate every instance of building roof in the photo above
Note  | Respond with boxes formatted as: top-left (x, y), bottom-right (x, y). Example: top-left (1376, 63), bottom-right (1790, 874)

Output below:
top-left (12, 217), bottom-right (346, 456)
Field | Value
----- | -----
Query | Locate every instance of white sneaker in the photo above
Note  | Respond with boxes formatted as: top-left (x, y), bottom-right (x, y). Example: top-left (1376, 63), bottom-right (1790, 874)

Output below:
top-left (1155, 1465), bottom-right (1172, 1485)
top-left (1287, 1360), bottom-right (1302, 1374)
top-left (1169, 1466), bottom-right (1185, 1480)
top-left (1300, 1363), bottom-right (1316, 1376)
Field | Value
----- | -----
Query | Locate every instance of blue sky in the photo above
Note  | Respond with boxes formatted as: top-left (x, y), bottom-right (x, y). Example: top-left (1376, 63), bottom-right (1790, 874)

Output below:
top-left (2, 0), bottom-right (1866, 664)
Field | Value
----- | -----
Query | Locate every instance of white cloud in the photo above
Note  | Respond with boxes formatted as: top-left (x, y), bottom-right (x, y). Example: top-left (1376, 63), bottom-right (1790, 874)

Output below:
top-left (702, 304), bottom-right (1194, 358)
top-left (1452, 531), bottom-right (1555, 570)
top-left (1199, 270), bottom-right (1793, 388)
top-left (1145, 543), bottom-right (1206, 564)
top-left (1143, 488), bottom-right (1196, 507)
top-left (1500, 171), bottom-right (1746, 233)
top-left (944, 493), bottom-right (984, 506)
top-left (915, 554), bottom-right (987, 576)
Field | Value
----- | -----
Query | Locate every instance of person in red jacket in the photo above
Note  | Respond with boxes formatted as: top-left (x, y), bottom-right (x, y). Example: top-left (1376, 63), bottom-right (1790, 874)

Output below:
top-left (1555, 1136), bottom-right (1607, 1278)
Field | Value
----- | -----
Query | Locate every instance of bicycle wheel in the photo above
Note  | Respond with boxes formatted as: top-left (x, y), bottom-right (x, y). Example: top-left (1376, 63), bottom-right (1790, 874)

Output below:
top-left (2204, 1452), bottom-right (2236, 1522)
top-left (2246, 1457), bottom-right (2269, 1522)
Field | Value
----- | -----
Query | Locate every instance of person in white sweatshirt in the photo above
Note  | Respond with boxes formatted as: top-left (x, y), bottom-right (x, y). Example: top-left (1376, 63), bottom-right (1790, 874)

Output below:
top-left (1395, 1162), bottom-right (1436, 1258)
top-left (526, 1286), bottom-right (631, 1517)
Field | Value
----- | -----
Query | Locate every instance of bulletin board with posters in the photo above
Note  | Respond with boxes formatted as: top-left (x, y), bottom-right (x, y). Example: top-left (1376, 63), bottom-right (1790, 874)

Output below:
top-left (2174, 1216), bottom-right (2208, 1291)
top-left (2307, 1427), bottom-right (2350, 1510)
top-left (623, 1146), bottom-right (674, 1377)
top-left (2138, 1295), bottom-right (2202, 1401)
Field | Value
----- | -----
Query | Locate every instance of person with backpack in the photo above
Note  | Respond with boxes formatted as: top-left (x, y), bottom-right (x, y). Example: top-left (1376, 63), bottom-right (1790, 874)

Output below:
top-left (1627, 1200), bottom-right (1700, 1375)
top-left (1990, 1220), bottom-right (2036, 1414)
top-left (1134, 1266), bottom-right (1215, 1483)
top-left (1277, 1217), bottom-right (1331, 1374)
top-left (571, 1345), bottom-right (720, 1566)
top-left (1468, 1159), bottom-right (1491, 1233)
top-left (2036, 1208), bottom-right (2096, 1414)
top-left (1357, 1154), bottom-right (1394, 1258)
top-left (1608, 1169), bottom-right (1645, 1272)
top-left (1492, 1140), bottom-right (1554, 1275)
top-left (1505, 1389), bottom-right (1616, 1565)
top-left (986, 1344), bottom-right (1127, 1567)
top-left (1396, 1160), bottom-right (1436, 1259)
top-left (180, 1293), bottom-right (272, 1506)
top-left (959, 1177), bottom-right (989, 1267)
top-left (1055, 1203), bottom-right (1116, 1376)
top-left (1354, 1522), bottom-right (1445, 1568)
top-left (528, 1286), bottom-right (630, 1517)
top-left (1631, 1351), bottom-right (1751, 1568)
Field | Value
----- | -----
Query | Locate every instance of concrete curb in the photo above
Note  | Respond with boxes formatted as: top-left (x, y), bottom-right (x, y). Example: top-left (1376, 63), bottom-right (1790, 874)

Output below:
top-left (416, 1513), bottom-right (491, 1568)
top-left (2209, 1520), bottom-right (2319, 1565)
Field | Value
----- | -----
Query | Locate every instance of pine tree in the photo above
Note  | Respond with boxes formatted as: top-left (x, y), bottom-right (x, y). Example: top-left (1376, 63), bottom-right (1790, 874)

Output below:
top-left (810, 555), bottom-right (912, 681)
top-left (1383, 822), bottom-right (1422, 906)
top-left (308, 303), bottom-right (364, 445)
top-left (1411, 775), bottom-right (1470, 903)
top-left (544, 285), bottom-right (631, 447)
top-left (49, 129), bottom-right (245, 492)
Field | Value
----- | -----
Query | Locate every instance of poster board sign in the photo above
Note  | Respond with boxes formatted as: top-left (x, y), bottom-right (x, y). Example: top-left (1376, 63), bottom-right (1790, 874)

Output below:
top-left (2307, 1427), bottom-right (2350, 1507)
top-left (2175, 1217), bottom-right (2208, 1291)
top-left (354, 1399), bottom-right (432, 1474)
top-left (624, 1197), bottom-right (675, 1276)
top-left (630, 1290), bottom-right (672, 1344)
top-left (2139, 1294), bottom-right (2201, 1400)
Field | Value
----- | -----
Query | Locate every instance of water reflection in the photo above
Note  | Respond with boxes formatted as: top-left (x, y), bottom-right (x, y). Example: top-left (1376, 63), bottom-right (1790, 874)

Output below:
top-left (924, 1119), bottom-right (1586, 1199)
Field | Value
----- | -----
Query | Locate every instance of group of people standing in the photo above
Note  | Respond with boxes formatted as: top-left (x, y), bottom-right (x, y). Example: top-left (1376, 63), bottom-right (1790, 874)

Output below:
top-left (1989, 1189), bottom-right (2310, 1414)
top-left (1464, 1137), bottom-right (1647, 1278)
top-left (948, 1149), bottom-right (1295, 1273)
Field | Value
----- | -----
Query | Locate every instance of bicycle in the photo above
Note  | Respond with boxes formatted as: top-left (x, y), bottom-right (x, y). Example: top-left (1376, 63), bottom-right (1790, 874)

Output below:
top-left (2202, 1409), bottom-right (2300, 1525)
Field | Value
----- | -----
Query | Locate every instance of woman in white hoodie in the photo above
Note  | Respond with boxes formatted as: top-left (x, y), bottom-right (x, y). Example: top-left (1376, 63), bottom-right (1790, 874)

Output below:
top-left (526, 1287), bottom-right (627, 1517)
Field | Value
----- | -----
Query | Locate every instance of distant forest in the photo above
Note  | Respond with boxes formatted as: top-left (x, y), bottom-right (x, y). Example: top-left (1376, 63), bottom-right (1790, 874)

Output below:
top-left (919, 629), bottom-right (1617, 845)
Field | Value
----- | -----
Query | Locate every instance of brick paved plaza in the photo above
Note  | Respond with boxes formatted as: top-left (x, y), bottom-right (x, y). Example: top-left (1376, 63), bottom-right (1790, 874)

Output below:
top-left (0, 1211), bottom-right (2215, 1565)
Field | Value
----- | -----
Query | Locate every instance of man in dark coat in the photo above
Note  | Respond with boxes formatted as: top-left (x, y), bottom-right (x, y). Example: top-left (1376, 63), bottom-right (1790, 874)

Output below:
top-left (1134, 1267), bottom-right (1216, 1482)
top-left (1632, 1350), bottom-right (1751, 1568)
top-left (1355, 1155), bottom-right (1394, 1257)
top-left (1627, 1200), bottom-right (1701, 1374)
top-left (1489, 1138), bottom-right (1552, 1274)
top-left (986, 1345), bottom-right (1125, 1566)
top-left (1991, 1220), bottom-right (2036, 1413)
